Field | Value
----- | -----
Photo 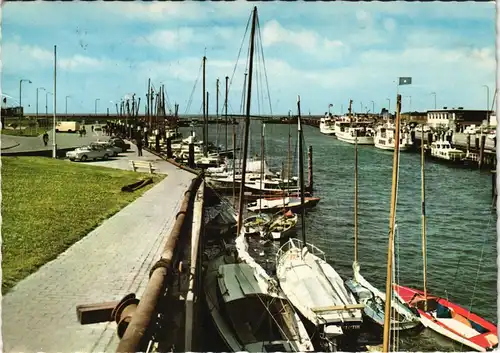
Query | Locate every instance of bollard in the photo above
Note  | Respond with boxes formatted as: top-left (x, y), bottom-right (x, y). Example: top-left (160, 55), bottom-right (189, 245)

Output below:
top-left (166, 137), bottom-right (173, 159)
top-left (188, 143), bottom-right (195, 168)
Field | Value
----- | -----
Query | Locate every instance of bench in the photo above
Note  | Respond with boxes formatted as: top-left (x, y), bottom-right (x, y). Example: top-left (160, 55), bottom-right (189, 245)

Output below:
top-left (129, 160), bottom-right (157, 174)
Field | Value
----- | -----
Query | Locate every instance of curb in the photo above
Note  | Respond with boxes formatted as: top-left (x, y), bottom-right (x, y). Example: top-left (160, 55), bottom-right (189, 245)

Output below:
top-left (1, 143), bottom-right (21, 151)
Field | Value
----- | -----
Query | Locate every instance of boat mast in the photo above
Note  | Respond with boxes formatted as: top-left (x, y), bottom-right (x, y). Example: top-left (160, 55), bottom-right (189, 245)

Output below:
top-left (202, 56), bottom-right (207, 157)
top-left (216, 78), bottom-right (219, 150)
top-left (297, 96), bottom-right (306, 245)
top-left (421, 126), bottom-right (428, 311)
top-left (348, 99), bottom-right (353, 126)
top-left (236, 6), bottom-right (257, 235)
top-left (354, 130), bottom-right (358, 264)
top-left (260, 122), bottom-right (265, 193)
top-left (382, 94), bottom-right (402, 353)
top-left (225, 76), bottom-right (229, 150)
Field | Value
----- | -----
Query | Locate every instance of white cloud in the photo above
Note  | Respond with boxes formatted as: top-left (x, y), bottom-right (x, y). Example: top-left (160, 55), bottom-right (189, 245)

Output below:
top-left (383, 18), bottom-right (397, 32)
top-left (261, 20), bottom-right (348, 61)
top-left (1, 42), bottom-right (120, 74)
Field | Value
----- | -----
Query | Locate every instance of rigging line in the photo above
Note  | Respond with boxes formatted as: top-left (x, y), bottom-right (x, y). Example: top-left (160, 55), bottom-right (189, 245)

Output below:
top-left (255, 18), bottom-right (266, 116)
top-left (184, 59), bottom-right (204, 114)
top-left (256, 16), bottom-right (273, 116)
top-left (227, 11), bottom-right (252, 99)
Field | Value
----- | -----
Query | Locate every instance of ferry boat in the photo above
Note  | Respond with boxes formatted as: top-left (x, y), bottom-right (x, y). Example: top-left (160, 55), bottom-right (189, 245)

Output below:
top-left (429, 140), bottom-right (466, 162)
top-left (336, 126), bottom-right (375, 145)
top-left (320, 113), bottom-right (336, 135)
top-left (374, 123), bottom-right (413, 151)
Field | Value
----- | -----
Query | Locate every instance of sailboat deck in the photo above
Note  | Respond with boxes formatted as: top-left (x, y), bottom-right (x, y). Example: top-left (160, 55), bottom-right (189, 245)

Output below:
top-left (278, 248), bottom-right (362, 324)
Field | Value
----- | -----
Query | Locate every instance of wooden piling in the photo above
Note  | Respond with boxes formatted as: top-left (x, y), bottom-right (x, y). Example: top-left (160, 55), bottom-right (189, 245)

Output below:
top-left (188, 143), bottom-right (195, 168)
top-left (479, 135), bottom-right (486, 169)
top-left (492, 170), bottom-right (497, 207)
top-left (308, 145), bottom-right (313, 193)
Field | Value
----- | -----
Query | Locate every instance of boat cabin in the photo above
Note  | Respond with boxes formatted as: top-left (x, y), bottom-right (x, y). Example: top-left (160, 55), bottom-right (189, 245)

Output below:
top-left (216, 264), bottom-right (303, 350)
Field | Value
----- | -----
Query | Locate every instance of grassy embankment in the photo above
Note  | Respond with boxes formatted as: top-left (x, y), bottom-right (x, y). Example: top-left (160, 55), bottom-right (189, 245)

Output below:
top-left (1, 128), bottom-right (40, 137)
top-left (2, 156), bottom-right (165, 292)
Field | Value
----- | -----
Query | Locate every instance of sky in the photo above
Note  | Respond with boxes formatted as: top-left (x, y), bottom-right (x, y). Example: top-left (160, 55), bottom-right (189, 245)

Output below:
top-left (1, 1), bottom-right (496, 116)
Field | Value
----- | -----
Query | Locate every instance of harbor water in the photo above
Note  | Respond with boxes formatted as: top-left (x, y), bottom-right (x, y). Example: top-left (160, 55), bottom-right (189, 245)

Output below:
top-left (185, 120), bottom-right (497, 351)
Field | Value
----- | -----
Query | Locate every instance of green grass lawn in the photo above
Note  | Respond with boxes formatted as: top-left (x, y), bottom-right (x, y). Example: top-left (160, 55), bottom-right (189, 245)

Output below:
top-left (1, 156), bottom-right (166, 292)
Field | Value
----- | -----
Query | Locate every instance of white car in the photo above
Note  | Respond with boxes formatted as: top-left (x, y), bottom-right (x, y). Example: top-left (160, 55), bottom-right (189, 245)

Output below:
top-left (66, 145), bottom-right (111, 162)
top-left (90, 141), bottom-right (121, 156)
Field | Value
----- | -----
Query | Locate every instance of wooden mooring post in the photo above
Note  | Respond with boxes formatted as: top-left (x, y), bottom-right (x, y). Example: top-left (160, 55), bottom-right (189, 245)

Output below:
top-left (492, 170), bottom-right (497, 207)
top-left (308, 145), bottom-right (313, 192)
top-left (479, 135), bottom-right (486, 169)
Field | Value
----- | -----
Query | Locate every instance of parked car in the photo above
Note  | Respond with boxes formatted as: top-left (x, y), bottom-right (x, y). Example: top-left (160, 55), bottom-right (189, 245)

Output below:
top-left (66, 145), bottom-right (111, 162)
top-left (109, 137), bottom-right (131, 152)
top-left (90, 141), bottom-right (121, 156)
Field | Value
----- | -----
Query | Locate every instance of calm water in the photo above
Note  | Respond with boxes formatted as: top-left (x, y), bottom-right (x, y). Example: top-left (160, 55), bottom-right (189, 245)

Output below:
top-left (186, 121), bottom-right (497, 351)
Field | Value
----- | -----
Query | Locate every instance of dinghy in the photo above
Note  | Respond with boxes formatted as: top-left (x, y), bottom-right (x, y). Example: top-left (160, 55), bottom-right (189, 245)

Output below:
top-left (266, 210), bottom-right (298, 240)
top-left (242, 213), bottom-right (272, 237)
top-left (395, 285), bottom-right (498, 352)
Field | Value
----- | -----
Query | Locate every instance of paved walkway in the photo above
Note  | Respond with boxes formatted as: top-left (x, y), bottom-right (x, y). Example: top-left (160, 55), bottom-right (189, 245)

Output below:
top-left (2, 145), bottom-right (194, 352)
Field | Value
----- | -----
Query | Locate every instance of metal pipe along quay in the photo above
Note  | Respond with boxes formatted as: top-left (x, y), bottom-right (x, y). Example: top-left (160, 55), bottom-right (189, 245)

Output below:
top-left (116, 175), bottom-right (202, 353)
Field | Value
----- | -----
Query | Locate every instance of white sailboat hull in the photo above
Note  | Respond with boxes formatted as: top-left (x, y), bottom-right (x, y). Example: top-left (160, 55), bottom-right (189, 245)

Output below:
top-left (276, 240), bottom-right (363, 330)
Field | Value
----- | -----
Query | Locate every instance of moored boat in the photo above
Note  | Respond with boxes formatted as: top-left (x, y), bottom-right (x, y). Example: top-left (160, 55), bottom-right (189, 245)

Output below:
top-left (394, 284), bottom-right (498, 352)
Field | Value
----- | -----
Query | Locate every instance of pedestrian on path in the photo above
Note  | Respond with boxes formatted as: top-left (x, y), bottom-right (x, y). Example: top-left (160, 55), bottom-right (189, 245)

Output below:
top-left (91, 125), bottom-right (94, 132)
top-left (42, 132), bottom-right (49, 146)
top-left (137, 133), bottom-right (143, 157)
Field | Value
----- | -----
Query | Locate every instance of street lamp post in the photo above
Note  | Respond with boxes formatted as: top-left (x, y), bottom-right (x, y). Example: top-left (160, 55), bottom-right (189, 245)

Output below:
top-left (36, 87), bottom-right (46, 119)
top-left (386, 98), bottom-right (391, 112)
top-left (65, 95), bottom-right (71, 115)
top-left (431, 92), bottom-right (437, 109)
top-left (19, 78), bottom-right (32, 129)
top-left (482, 85), bottom-right (490, 124)
top-left (53, 44), bottom-right (57, 159)
top-left (405, 96), bottom-right (412, 112)
top-left (46, 92), bottom-right (53, 129)
top-left (482, 85), bottom-right (490, 111)
top-left (95, 98), bottom-right (100, 115)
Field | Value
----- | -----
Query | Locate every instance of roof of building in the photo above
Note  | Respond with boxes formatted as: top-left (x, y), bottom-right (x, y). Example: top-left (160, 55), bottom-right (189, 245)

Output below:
top-left (426, 109), bottom-right (493, 113)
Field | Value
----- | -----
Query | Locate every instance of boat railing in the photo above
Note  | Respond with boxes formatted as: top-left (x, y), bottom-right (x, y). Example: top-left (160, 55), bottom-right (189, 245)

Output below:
top-left (276, 238), bottom-right (326, 265)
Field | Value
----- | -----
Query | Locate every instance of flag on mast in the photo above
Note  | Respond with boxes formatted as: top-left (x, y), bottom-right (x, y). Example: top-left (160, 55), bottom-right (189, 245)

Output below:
top-left (398, 77), bottom-right (412, 85)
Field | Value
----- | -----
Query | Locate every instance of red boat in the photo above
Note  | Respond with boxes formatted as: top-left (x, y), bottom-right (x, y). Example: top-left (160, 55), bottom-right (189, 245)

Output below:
top-left (394, 284), bottom-right (498, 352)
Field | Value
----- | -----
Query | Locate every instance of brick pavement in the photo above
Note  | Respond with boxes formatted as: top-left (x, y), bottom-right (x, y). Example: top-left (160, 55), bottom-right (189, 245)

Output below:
top-left (2, 149), bottom-right (194, 352)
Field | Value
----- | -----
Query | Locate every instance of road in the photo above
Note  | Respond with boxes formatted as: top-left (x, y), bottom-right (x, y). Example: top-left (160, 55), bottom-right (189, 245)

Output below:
top-left (1, 125), bottom-right (110, 153)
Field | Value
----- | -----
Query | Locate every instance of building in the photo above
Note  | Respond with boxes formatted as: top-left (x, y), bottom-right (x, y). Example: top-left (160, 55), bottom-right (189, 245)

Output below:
top-left (401, 111), bottom-right (427, 123)
top-left (426, 108), bottom-right (493, 130)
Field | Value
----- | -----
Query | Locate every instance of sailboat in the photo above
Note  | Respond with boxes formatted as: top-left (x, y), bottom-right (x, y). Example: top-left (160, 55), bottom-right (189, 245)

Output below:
top-left (344, 111), bottom-right (421, 332)
top-left (394, 124), bottom-right (498, 352)
top-left (275, 96), bottom-right (363, 351)
top-left (205, 7), bottom-right (314, 352)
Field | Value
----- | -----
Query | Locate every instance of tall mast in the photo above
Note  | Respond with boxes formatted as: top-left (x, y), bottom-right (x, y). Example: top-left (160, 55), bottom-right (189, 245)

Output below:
top-left (421, 126), bottom-right (428, 311)
top-left (216, 78), bottom-right (219, 150)
top-left (147, 78), bottom-right (151, 127)
top-left (202, 56), bottom-right (207, 157)
top-left (236, 6), bottom-right (258, 235)
top-left (287, 113), bottom-right (292, 185)
top-left (382, 94), bottom-right (402, 352)
top-left (297, 96), bottom-right (306, 245)
top-left (354, 131), bottom-right (358, 263)
top-left (260, 122), bottom-right (265, 193)
top-left (225, 76), bottom-right (229, 150)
